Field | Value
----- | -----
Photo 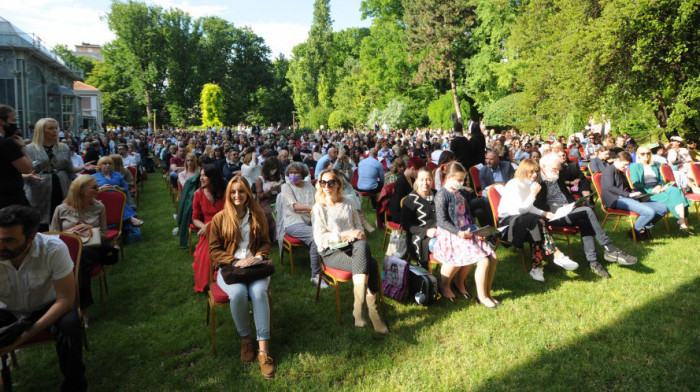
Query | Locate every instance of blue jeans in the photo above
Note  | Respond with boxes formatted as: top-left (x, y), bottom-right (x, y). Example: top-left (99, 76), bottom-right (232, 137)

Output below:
top-left (169, 171), bottom-right (178, 188)
top-left (216, 273), bottom-right (271, 341)
top-left (613, 197), bottom-right (668, 232)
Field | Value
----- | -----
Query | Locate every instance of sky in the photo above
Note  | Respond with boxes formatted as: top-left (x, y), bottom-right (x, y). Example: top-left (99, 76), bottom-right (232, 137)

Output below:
top-left (0, 0), bottom-right (372, 58)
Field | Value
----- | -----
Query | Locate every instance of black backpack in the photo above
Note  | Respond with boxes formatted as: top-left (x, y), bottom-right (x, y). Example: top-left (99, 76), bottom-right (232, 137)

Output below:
top-left (407, 265), bottom-right (440, 306)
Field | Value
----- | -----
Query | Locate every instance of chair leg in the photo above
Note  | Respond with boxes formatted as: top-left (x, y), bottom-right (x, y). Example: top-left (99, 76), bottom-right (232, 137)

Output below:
top-left (98, 274), bottom-right (105, 315)
top-left (612, 216), bottom-right (622, 231)
top-left (334, 282), bottom-right (342, 325)
top-left (211, 304), bottom-right (217, 356)
top-left (382, 229), bottom-right (390, 250)
top-left (629, 217), bottom-right (637, 243)
top-left (520, 246), bottom-right (527, 274)
top-left (663, 215), bottom-right (670, 233)
top-left (315, 274), bottom-right (322, 301)
top-left (566, 236), bottom-right (573, 259)
top-left (289, 247), bottom-right (295, 276)
top-left (205, 301), bottom-right (210, 325)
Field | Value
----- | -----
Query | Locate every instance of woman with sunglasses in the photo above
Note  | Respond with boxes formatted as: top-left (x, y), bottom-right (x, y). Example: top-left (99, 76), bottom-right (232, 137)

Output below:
top-left (312, 168), bottom-right (388, 334)
top-left (629, 146), bottom-right (694, 234)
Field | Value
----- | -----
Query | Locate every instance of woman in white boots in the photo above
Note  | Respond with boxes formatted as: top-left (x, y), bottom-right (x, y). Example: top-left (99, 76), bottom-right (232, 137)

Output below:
top-left (312, 168), bottom-right (388, 334)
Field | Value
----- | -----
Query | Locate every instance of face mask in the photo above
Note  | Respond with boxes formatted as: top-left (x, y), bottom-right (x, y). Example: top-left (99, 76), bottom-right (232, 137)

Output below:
top-left (288, 174), bottom-right (301, 184)
top-left (446, 179), bottom-right (463, 191)
top-left (2, 121), bottom-right (18, 137)
top-left (524, 179), bottom-right (534, 185)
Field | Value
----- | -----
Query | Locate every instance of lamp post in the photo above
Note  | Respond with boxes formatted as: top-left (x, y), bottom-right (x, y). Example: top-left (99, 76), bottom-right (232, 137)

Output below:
top-left (153, 109), bottom-right (157, 131)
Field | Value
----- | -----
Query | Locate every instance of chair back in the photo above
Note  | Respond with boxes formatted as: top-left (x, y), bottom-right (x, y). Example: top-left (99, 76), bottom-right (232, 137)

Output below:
top-left (96, 189), bottom-right (127, 227)
top-left (690, 163), bottom-right (700, 185)
top-left (469, 165), bottom-right (482, 192)
top-left (42, 232), bottom-right (82, 303)
top-left (486, 186), bottom-right (502, 228)
top-left (351, 168), bottom-right (359, 189)
top-left (568, 156), bottom-right (579, 166)
top-left (381, 158), bottom-right (388, 172)
top-left (127, 165), bottom-right (137, 180)
top-left (426, 161), bottom-right (438, 172)
top-left (659, 164), bottom-right (677, 187)
top-left (591, 172), bottom-right (609, 213)
top-left (377, 182), bottom-right (395, 216)
top-left (625, 168), bottom-right (635, 190)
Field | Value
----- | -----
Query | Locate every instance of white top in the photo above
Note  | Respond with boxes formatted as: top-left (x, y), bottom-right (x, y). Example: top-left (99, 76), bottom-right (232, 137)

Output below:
top-left (233, 211), bottom-right (254, 260)
top-left (0, 233), bottom-right (73, 318)
top-left (241, 162), bottom-right (261, 189)
top-left (279, 182), bottom-right (315, 228)
top-left (311, 202), bottom-right (363, 251)
top-left (123, 154), bottom-right (138, 167)
top-left (643, 165), bottom-right (658, 186)
top-left (70, 153), bottom-right (83, 168)
top-left (497, 179), bottom-right (545, 219)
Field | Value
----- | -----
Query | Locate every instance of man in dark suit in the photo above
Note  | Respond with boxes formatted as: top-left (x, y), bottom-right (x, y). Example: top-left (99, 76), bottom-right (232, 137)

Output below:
top-left (469, 117), bottom-right (486, 169)
top-left (450, 121), bottom-right (472, 170)
top-left (479, 151), bottom-right (515, 189)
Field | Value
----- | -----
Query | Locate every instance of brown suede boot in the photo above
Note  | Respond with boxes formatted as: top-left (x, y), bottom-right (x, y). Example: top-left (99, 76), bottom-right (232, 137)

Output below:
top-left (240, 337), bottom-right (255, 364)
top-left (353, 282), bottom-right (368, 327)
top-left (359, 213), bottom-right (376, 233)
top-left (366, 292), bottom-right (389, 334)
top-left (258, 351), bottom-right (275, 379)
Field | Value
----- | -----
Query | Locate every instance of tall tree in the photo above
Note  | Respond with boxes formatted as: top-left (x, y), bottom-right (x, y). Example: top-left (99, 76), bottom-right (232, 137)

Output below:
top-left (105, 0), bottom-right (165, 122)
top-left (403, 0), bottom-right (475, 123)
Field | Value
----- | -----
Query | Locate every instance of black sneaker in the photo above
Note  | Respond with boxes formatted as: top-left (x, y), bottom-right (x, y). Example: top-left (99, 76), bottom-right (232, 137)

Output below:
top-left (603, 245), bottom-right (638, 266)
top-left (589, 262), bottom-right (611, 278)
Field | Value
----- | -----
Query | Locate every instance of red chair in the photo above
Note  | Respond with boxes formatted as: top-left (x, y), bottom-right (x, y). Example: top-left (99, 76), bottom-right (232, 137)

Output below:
top-left (127, 166), bottom-right (139, 206)
top-left (281, 233), bottom-right (305, 276)
top-left (8, 232), bottom-right (88, 375)
top-left (314, 255), bottom-right (382, 325)
top-left (660, 163), bottom-right (700, 222)
top-left (206, 259), bottom-right (272, 355)
top-left (308, 167), bottom-right (316, 186)
top-left (687, 163), bottom-right (700, 221)
top-left (96, 190), bottom-right (126, 262)
top-left (469, 165), bottom-right (482, 194)
top-left (426, 161), bottom-right (438, 172)
top-left (546, 225), bottom-right (580, 258)
top-left (428, 253), bottom-right (441, 274)
top-left (352, 168), bottom-right (378, 209)
top-left (591, 173), bottom-right (641, 242)
top-left (486, 186), bottom-right (527, 273)
top-left (383, 196), bottom-right (407, 251)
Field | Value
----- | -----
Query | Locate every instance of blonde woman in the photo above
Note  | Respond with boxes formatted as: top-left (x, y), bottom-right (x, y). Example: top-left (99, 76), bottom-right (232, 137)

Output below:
top-left (25, 118), bottom-right (95, 228)
top-left (178, 153), bottom-right (199, 188)
top-left (629, 146), bottom-right (693, 234)
top-left (109, 154), bottom-right (137, 209)
top-left (311, 168), bottom-right (388, 333)
top-left (92, 156), bottom-right (144, 227)
top-left (50, 175), bottom-right (118, 326)
top-left (208, 177), bottom-right (274, 379)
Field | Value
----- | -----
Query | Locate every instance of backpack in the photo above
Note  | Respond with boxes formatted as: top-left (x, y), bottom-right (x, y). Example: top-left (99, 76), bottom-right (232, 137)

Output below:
top-left (407, 265), bottom-right (440, 306)
top-left (382, 256), bottom-right (410, 302)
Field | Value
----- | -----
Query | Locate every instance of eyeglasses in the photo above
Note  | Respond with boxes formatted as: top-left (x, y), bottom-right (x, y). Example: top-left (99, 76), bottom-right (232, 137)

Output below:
top-left (319, 179), bottom-right (338, 188)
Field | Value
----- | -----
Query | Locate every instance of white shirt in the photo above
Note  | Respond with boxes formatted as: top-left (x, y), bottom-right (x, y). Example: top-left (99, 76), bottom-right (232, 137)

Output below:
top-left (233, 211), bottom-right (254, 260)
top-left (497, 179), bottom-right (545, 219)
top-left (122, 154), bottom-right (138, 167)
top-left (0, 233), bottom-right (73, 318)
top-left (70, 153), bottom-right (84, 168)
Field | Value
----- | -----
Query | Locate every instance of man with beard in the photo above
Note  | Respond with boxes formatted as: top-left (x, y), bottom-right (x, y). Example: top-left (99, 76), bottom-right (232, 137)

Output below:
top-left (534, 152), bottom-right (637, 278)
top-left (0, 205), bottom-right (86, 391)
top-left (0, 105), bottom-right (34, 208)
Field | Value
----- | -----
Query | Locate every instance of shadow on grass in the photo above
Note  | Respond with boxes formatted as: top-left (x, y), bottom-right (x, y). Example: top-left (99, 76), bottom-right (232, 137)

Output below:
top-left (474, 277), bottom-right (700, 392)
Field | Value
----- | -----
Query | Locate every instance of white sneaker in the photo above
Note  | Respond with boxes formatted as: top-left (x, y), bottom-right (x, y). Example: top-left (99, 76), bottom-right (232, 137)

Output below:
top-left (529, 267), bottom-right (545, 282)
top-left (311, 275), bottom-right (329, 289)
top-left (553, 254), bottom-right (579, 271)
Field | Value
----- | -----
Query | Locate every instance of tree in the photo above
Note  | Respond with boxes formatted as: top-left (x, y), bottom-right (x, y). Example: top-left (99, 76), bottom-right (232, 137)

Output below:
top-left (427, 91), bottom-right (471, 129)
top-left (52, 44), bottom-right (97, 76)
top-left (403, 0), bottom-right (475, 124)
top-left (105, 0), bottom-right (166, 122)
top-left (200, 84), bottom-right (224, 128)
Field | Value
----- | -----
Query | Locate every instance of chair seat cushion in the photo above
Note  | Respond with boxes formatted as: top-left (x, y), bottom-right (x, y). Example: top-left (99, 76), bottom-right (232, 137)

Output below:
top-left (324, 266), bottom-right (353, 281)
top-left (684, 192), bottom-right (700, 201)
top-left (210, 282), bottom-right (230, 304)
top-left (607, 208), bottom-right (640, 217)
top-left (105, 230), bottom-right (119, 241)
top-left (387, 221), bottom-right (402, 231)
top-left (548, 225), bottom-right (580, 234)
top-left (283, 234), bottom-right (304, 246)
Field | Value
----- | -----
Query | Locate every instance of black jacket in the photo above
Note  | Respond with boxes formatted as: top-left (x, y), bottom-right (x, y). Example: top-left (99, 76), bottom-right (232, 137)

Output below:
top-left (600, 164), bottom-right (631, 208)
top-left (401, 190), bottom-right (437, 267)
top-left (451, 135), bottom-right (472, 170)
top-left (390, 174), bottom-right (412, 224)
top-left (534, 177), bottom-right (575, 212)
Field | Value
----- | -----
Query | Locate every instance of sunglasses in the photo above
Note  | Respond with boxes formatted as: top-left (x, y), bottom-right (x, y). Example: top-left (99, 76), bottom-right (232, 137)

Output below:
top-left (638, 152), bottom-right (650, 156)
top-left (319, 179), bottom-right (338, 188)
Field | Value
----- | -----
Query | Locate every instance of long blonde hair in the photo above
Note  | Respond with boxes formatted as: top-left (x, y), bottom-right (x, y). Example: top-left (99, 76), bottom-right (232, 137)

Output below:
top-left (217, 176), bottom-right (267, 244)
top-left (31, 118), bottom-right (65, 152)
top-left (314, 168), bottom-right (345, 206)
top-left (109, 154), bottom-right (125, 173)
top-left (64, 175), bottom-right (97, 210)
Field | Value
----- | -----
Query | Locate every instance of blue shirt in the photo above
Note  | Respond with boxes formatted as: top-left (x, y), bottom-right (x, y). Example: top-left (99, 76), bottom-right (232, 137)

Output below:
top-left (491, 167), bottom-right (504, 183)
top-left (315, 154), bottom-right (332, 179)
top-left (93, 171), bottom-right (129, 194)
top-left (357, 157), bottom-right (384, 190)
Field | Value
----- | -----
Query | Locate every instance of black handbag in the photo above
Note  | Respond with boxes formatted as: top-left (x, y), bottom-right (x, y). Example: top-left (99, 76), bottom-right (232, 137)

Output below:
top-left (0, 318), bottom-right (32, 348)
top-left (218, 259), bottom-right (275, 285)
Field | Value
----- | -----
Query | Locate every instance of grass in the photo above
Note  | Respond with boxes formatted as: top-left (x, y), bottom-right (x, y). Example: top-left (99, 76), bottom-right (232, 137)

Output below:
top-left (10, 175), bottom-right (700, 391)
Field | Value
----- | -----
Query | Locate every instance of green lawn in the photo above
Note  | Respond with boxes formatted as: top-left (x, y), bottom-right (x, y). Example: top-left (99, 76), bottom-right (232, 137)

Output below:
top-left (11, 176), bottom-right (700, 391)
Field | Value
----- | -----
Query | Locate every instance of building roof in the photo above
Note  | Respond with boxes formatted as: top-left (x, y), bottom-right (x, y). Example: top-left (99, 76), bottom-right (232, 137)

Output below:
top-left (74, 81), bottom-right (99, 91)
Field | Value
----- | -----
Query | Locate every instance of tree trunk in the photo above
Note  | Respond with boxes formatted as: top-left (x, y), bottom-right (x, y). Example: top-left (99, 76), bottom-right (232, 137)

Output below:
top-left (144, 88), bottom-right (152, 123)
top-left (654, 94), bottom-right (668, 129)
top-left (449, 66), bottom-right (462, 124)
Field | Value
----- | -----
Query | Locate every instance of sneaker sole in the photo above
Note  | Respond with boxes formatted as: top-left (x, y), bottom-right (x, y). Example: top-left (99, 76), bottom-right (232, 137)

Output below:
top-left (603, 253), bottom-right (637, 265)
top-left (554, 260), bottom-right (579, 271)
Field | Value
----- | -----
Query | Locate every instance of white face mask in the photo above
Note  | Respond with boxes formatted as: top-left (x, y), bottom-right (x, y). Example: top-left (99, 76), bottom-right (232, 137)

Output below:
top-left (524, 179), bottom-right (534, 185)
top-left (446, 179), bottom-right (463, 191)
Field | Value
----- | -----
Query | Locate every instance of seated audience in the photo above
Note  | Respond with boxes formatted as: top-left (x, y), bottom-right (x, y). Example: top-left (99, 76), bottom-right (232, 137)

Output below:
top-left (208, 177), bottom-right (274, 379)
top-left (92, 156), bottom-right (144, 227)
top-left (588, 146), bottom-right (610, 173)
top-left (498, 159), bottom-right (579, 282)
top-left (312, 168), bottom-right (388, 333)
top-left (433, 163), bottom-right (499, 308)
top-left (600, 152), bottom-right (669, 241)
top-left (479, 151), bottom-right (515, 190)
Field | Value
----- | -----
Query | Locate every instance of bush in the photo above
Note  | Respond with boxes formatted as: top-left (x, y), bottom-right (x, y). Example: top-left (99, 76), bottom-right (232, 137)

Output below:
top-left (482, 93), bottom-right (525, 128)
top-left (367, 99), bottom-right (412, 130)
top-left (305, 106), bottom-right (333, 129)
top-left (328, 109), bottom-right (354, 129)
top-left (427, 91), bottom-right (470, 129)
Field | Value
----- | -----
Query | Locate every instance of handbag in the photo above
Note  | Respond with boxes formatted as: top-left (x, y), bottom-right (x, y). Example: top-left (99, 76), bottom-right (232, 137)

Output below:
top-left (218, 259), bottom-right (275, 285)
top-left (78, 227), bottom-right (101, 248)
top-left (0, 318), bottom-right (32, 347)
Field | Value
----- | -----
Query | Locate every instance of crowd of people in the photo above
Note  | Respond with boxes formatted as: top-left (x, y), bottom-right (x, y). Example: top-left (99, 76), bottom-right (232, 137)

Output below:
top-left (1, 100), bottom-right (698, 384)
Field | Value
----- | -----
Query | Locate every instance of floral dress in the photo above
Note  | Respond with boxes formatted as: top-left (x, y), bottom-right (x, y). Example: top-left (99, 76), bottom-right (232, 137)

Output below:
top-left (433, 190), bottom-right (494, 267)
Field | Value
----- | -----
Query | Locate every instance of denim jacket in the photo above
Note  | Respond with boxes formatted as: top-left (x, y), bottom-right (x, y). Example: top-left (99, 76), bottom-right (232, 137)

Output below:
top-left (435, 188), bottom-right (474, 235)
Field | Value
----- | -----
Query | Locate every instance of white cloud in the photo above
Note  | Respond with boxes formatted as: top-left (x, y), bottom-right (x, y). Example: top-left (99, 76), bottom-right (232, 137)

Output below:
top-left (148, 0), bottom-right (227, 18)
top-left (246, 22), bottom-right (309, 58)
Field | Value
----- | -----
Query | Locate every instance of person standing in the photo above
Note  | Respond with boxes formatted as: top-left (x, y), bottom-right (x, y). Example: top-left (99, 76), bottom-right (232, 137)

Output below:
top-left (450, 122), bottom-right (472, 170)
top-left (0, 105), bottom-right (33, 208)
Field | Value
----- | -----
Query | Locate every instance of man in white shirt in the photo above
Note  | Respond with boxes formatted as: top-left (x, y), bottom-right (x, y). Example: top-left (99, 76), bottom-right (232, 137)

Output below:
top-left (118, 143), bottom-right (138, 167)
top-left (0, 205), bottom-right (86, 391)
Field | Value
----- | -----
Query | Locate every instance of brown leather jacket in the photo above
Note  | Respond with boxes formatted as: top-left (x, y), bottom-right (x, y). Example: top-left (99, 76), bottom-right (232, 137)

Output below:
top-left (208, 211), bottom-right (271, 266)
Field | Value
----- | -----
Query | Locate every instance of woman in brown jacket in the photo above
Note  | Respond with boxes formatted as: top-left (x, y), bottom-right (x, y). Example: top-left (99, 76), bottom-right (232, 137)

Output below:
top-left (208, 176), bottom-right (274, 379)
